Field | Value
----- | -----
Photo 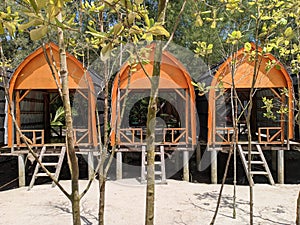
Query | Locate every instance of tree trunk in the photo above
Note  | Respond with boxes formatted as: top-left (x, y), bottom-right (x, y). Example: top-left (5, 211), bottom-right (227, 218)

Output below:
top-left (57, 13), bottom-right (81, 225)
top-left (145, 2), bottom-right (168, 224)
top-left (99, 175), bottom-right (106, 225)
top-left (145, 40), bottom-right (162, 225)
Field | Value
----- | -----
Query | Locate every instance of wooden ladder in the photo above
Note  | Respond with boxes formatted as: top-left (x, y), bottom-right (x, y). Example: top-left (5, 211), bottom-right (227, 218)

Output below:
top-left (238, 144), bottom-right (275, 186)
top-left (28, 146), bottom-right (66, 190)
top-left (141, 145), bottom-right (167, 184)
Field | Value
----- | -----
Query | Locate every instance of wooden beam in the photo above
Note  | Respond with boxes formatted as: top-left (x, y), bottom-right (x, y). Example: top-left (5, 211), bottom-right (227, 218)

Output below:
top-left (174, 89), bottom-right (185, 100)
top-left (50, 93), bottom-right (60, 104)
top-left (120, 90), bottom-right (131, 101)
top-left (77, 89), bottom-right (88, 100)
top-left (270, 88), bottom-right (281, 99)
top-left (16, 91), bottom-right (21, 146)
top-left (19, 89), bottom-right (31, 102)
top-left (185, 89), bottom-right (189, 143)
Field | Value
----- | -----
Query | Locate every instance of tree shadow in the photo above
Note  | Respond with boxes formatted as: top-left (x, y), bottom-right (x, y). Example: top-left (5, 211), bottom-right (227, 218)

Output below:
top-left (193, 192), bottom-right (292, 225)
top-left (52, 203), bottom-right (96, 225)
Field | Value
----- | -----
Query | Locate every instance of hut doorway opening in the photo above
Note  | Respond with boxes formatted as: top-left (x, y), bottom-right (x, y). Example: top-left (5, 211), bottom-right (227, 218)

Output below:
top-left (214, 87), bottom-right (288, 144)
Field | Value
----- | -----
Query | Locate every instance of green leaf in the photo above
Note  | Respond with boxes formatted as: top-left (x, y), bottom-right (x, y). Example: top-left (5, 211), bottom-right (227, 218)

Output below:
top-left (36, 0), bottom-right (47, 9)
top-left (30, 25), bottom-right (48, 41)
top-left (244, 42), bottom-right (252, 52)
top-left (18, 18), bottom-right (43, 31)
top-left (0, 22), bottom-right (4, 34)
top-left (148, 24), bottom-right (170, 37)
top-left (275, 64), bottom-right (281, 70)
top-left (284, 27), bottom-right (293, 39)
top-left (101, 43), bottom-right (113, 61)
top-left (127, 12), bottom-right (136, 25)
top-left (135, 0), bottom-right (144, 4)
top-left (29, 0), bottom-right (39, 14)
top-left (113, 23), bottom-right (124, 36)
top-left (3, 22), bottom-right (16, 37)
top-left (55, 17), bottom-right (65, 28)
top-left (195, 14), bottom-right (203, 27)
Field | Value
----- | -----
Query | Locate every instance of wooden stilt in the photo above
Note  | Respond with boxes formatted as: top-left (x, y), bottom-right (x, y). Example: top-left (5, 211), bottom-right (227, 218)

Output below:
top-left (88, 151), bottom-right (94, 180)
top-left (18, 154), bottom-right (25, 187)
top-left (196, 142), bottom-right (201, 171)
top-left (211, 150), bottom-right (217, 184)
top-left (278, 150), bottom-right (284, 184)
top-left (183, 150), bottom-right (189, 182)
top-left (116, 151), bottom-right (122, 180)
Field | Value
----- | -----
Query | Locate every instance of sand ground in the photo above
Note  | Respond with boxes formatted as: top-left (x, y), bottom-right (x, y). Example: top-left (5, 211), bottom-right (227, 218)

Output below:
top-left (0, 179), bottom-right (299, 225)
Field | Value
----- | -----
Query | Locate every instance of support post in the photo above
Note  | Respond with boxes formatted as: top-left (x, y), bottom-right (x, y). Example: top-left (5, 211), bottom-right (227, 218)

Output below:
top-left (116, 151), bottom-right (122, 180)
top-left (196, 141), bottom-right (201, 171)
top-left (277, 150), bottom-right (284, 184)
top-left (211, 149), bottom-right (217, 184)
top-left (87, 151), bottom-right (94, 180)
top-left (175, 150), bottom-right (181, 171)
top-left (18, 154), bottom-right (25, 187)
top-left (183, 150), bottom-right (189, 182)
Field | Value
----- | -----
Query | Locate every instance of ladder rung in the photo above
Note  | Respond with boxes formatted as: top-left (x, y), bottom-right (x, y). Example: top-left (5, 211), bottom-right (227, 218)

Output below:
top-left (43, 163), bottom-right (58, 167)
top-left (250, 171), bottom-right (268, 175)
top-left (144, 161), bottom-right (162, 165)
top-left (247, 161), bottom-right (264, 164)
top-left (35, 173), bottom-right (54, 177)
top-left (155, 171), bottom-right (162, 175)
top-left (43, 153), bottom-right (61, 156)
top-left (242, 151), bottom-right (260, 155)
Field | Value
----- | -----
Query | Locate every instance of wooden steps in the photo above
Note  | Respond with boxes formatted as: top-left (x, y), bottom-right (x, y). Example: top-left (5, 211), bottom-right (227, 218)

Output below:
top-left (141, 145), bottom-right (167, 184)
top-left (28, 146), bottom-right (66, 190)
top-left (238, 144), bottom-right (275, 186)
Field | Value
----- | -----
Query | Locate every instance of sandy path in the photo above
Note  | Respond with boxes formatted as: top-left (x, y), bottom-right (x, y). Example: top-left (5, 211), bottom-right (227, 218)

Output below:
top-left (0, 179), bottom-right (298, 225)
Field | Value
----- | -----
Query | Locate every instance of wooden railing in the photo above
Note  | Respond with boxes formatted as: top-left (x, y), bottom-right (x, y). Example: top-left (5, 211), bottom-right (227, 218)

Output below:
top-left (119, 128), bottom-right (144, 145)
top-left (214, 127), bottom-right (234, 145)
top-left (163, 128), bottom-right (186, 144)
top-left (18, 129), bottom-right (44, 146)
top-left (258, 127), bottom-right (284, 144)
top-left (73, 128), bottom-right (89, 145)
top-left (118, 127), bottom-right (189, 145)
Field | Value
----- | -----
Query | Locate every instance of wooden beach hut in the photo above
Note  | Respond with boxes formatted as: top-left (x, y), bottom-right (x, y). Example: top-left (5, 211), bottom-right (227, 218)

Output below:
top-left (3, 43), bottom-right (101, 187)
top-left (110, 44), bottom-right (197, 182)
top-left (7, 43), bottom-right (98, 148)
top-left (207, 43), bottom-right (294, 184)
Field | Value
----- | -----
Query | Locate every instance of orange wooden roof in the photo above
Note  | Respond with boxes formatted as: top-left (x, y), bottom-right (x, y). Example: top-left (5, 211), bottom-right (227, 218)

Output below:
top-left (211, 43), bottom-right (292, 89)
top-left (115, 45), bottom-right (193, 90)
top-left (207, 43), bottom-right (294, 144)
top-left (10, 42), bottom-right (91, 91)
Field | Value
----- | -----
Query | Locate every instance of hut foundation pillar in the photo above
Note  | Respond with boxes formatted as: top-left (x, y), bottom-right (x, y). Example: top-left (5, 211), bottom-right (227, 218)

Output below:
top-left (88, 151), bottom-right (94, 180)
top-left (196, 142), bottom-right (201, 171)
top-left (277, 150), bottom-right (284, 184)
top-left (116, 151), bottom-right (122, 180)
top-left (211, 150), bottom-right (217, 184)
top-left (18, 154), bottom-right (25, 187)
top-left (183, 150), bottom-right (189, 182)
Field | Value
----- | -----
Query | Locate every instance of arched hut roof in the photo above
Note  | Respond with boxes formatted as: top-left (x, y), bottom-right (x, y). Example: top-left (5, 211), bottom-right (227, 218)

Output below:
top-left (207, 43), bottom-right (294, 144)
